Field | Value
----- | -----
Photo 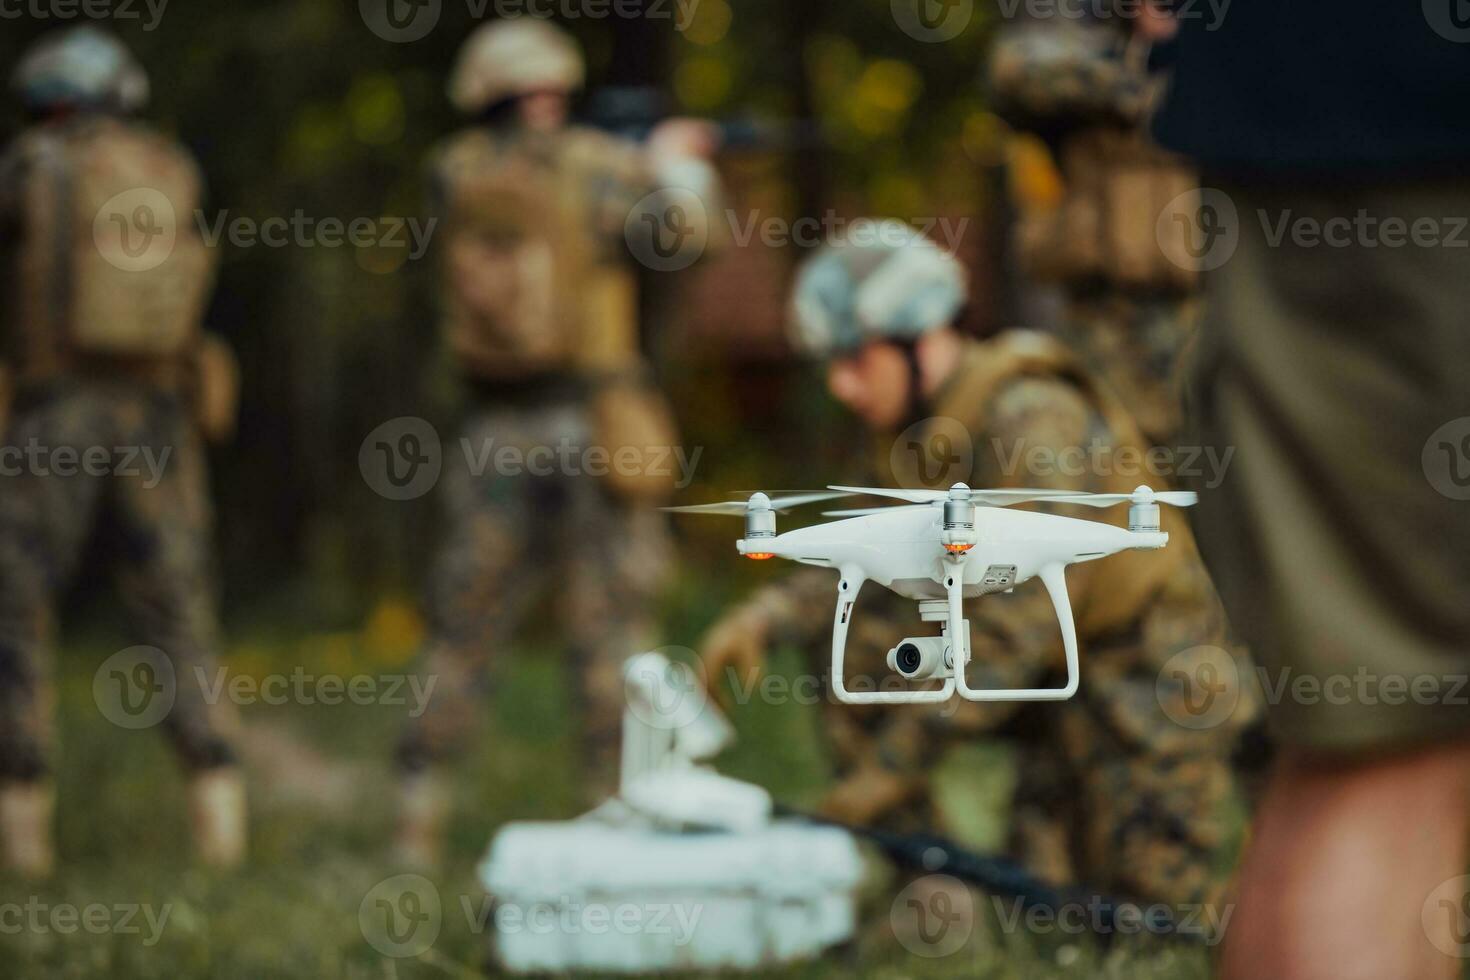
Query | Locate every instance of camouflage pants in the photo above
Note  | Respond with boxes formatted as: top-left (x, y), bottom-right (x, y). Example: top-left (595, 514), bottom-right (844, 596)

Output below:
top-left (0, 380), bottom-right (238, 783)
top-left (813, 562), bottom-right (1245, 907)
top-left (396, 399), bottom-right (670, 801)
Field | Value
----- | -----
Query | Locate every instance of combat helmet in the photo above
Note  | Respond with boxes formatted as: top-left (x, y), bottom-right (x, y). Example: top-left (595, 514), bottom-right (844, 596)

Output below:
top-left (11, 26), bottom-right (149, 114)
top-left (790, 220), bottom-right (968, 358)
top-left (449, 18), bottom-right (585, 115)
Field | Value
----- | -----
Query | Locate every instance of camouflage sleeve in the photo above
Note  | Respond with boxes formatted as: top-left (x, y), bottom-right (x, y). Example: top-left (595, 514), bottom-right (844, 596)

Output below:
top-left (743, 565), bottom-right (840, 650)
top-left (988, 15), bottom-right (1155, 133)
top-left (581, 127), bottom-right (723, 263)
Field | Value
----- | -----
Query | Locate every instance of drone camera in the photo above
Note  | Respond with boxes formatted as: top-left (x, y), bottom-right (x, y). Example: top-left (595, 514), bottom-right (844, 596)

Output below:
top-left (887, 636), bottom-right (952, 681)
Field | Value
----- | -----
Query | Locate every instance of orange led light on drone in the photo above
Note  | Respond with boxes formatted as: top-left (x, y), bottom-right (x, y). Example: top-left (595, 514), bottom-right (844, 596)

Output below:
top-left (746, 552), bottom-right (775, 561)
top-left (943, 542), bottom-right (973, 554)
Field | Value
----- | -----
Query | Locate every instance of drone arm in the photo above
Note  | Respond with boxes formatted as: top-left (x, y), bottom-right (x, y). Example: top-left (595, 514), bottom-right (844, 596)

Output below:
top-left (830, 566), bottom-right (956, 705)
top-left (956, 563), bottom-right (1080, 702)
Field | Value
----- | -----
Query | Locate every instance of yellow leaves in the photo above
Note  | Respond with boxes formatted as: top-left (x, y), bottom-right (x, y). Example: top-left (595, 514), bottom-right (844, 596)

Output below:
top-left (674, 55), bottom-right (733, 111)
top-left (1005, 133), bottom-right (1065, 214)
top-left (680, 0), bottom-right (733, 46)
top-left (361, 596), bottom-right (425, 668)
top-left (960, 110), bottom-right (1006, 167)
top-left (346, 74), bottom-right (406, 147)
top-left (809, 38), bottom-right (924, 143)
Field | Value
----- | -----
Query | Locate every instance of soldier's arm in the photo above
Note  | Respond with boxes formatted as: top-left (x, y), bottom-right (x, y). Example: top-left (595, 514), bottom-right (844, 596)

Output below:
top-left (590, 126), bottom-right (724, 262)
top-left (988, 15), bottom-right (1154, 134)
top-left (699, 565), bottom-right (836, 702)
top-left (738, 565), bottom-right (840, 650)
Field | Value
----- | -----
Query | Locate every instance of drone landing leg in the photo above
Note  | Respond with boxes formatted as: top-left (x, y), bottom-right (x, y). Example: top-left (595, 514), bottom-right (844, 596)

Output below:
top-left (956, 563), bottom-right (1080, 702)
top-left (830, 567), bottom-right (955, 705)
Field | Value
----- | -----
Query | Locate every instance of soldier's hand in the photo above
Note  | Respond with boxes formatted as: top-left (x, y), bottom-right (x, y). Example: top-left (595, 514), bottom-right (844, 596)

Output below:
top-left (818, 765), bottom-right (922, 827)
top-left (699, 605), bottom-right (770, 709)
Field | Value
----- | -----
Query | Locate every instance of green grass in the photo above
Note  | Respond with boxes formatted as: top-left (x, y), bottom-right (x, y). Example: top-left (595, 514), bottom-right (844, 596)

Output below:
top-left (0, 632), bottom-right (1218, 979)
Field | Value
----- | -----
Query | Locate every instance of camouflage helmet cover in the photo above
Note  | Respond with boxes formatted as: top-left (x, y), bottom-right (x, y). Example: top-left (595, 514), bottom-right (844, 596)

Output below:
top-left (790, 220), bottom-right (969, 357)
top-left (449, 18), bottom-right (586, 115)
top-left (11, 26), bottom-right (150, 114)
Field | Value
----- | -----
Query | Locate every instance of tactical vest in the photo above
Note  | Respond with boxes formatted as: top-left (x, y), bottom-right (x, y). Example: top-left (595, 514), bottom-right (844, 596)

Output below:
top-left (880, 331), bottom-right (1194, 636)
top-left (436, 126), bottom-right (644, 381)
top-left (1015, 127), bottom-right (1199, 294)
top-left (9, 117), bottom-right (214, 379)
top-left (435, 126), bottom-right (680, 501)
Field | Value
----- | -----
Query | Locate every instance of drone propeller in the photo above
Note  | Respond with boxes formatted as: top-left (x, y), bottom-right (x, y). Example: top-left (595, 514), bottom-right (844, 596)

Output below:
top-left (822, 506), bottom-right (928, 518)
top-left (663, 491), bottom-right (851, 516)
top-left (827, 485), bottom-right (1081, 508)
top-left (1034, 486), bottom-right (1199, 509)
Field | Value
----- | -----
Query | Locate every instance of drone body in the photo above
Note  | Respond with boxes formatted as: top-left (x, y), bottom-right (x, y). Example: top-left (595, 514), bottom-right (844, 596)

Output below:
top-left (669, 483), bottom-right (1194, 705)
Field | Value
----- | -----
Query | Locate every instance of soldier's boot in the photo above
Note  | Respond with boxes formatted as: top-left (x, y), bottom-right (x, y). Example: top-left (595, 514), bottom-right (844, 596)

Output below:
top-left (0, 781), bottom-right (55, 878)
top-left (189, 767), bottom-right (247, 869)
top-left (393, 769), bottom-right (450, 869)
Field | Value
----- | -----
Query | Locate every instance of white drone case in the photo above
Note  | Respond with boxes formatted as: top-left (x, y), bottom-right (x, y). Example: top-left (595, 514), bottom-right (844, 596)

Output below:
top-left (478, 653), bottom-right (865, 973)
top-left (479, 817), bottom-right (863, 973)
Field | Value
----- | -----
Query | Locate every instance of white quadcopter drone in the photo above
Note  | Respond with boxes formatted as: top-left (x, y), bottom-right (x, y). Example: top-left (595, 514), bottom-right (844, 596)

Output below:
top-left (668, 483), bottom-right (1196, 705)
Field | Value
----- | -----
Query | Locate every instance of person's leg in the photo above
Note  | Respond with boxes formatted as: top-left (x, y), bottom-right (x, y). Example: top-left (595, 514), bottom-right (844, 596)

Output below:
top-left (1186, 178), bottom-right (1470, 976)
top-left (0, 386), bottom-right (106, 876)
top-left (564, 491), bottom-right (670, 804)
top-left (393, 409), bottom-right (545, 866)
top-left (1221, 742), bottom-right (1470, 980)
top-left (112, 393), bottom-right (244, 868)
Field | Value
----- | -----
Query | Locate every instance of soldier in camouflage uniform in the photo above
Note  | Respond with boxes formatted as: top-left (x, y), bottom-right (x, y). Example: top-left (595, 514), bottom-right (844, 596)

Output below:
top-left (394, 19), bottom-right (720, 866)
top-left (989, 3), bottom-right (1198, 446)
top-left (0, 27), bottom-right (245, 876)
top-left (701, 224), bottom-right (1255, 906)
